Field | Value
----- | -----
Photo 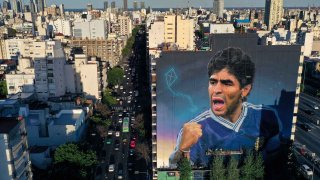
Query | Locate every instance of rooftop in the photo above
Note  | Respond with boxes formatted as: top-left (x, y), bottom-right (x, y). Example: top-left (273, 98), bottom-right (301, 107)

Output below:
top-left (0, 117), bottom-right (20, 134)
top-left (54, 112), bottom-right (82, 125)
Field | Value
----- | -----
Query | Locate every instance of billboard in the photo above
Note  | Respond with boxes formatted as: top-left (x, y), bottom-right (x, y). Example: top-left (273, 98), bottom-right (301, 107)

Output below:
top-left (156, 44), bottom-right (302, 178)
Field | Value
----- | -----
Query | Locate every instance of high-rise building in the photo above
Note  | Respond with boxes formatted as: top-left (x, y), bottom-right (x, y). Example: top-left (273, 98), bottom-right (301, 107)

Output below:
top-left (264, 0), bottom-right (283, 30)
top-left (3, 0), bottom-right (11, 10)
top-left (111, 1), bottom-right (116, 9)
top-left (24, 4), bottom-right (30, 12)
top-left (0, 117), bottom-right (33, 180)
top-left (104, 1), bottom-right (108, 10)
top-left (123, 0), bottom-right (128, 11)
top-left (213, 0), bottom-right (224, 18)
top-left (37, 0), bottom-right (44, 12)
top-left (140, 1), bottom-right (145, 9)
top-left (87, 3), bottom-right (93, 11)
top-left (73, 19), bottom-right (107, 40)
top-left (59, 4), bottom-right (64, 16)
top-left (10, 0), bottom-right (18, 13)
top-left (133, 1), bottom-right (138, 11)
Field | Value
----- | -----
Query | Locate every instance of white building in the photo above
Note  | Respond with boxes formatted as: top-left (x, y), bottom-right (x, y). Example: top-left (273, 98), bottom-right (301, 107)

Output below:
top-left (148, 21), bottom-right (165, 49)
top-left (210, 23), bottom-right (235, 34)
top-left (176, 15), bottom-right (195, 50)
top-left (73, 19), bottom-right (107, 39)
top-left (213, 0), bottom-right (224, 18)
top-left (297, 31), bottom-right (313, 57)
top-left (118, 15), bottom-right (132, 37)
top-left (6, 73), bottom-right (35, 95)
top-left (26, 109), bottom-right (86, 146)
top-left (64, 54), bottom-right (106, 100)
top-left (51, 18), bottom-right (72, 36)
top-left (0, 117), bottom-right (32, 180)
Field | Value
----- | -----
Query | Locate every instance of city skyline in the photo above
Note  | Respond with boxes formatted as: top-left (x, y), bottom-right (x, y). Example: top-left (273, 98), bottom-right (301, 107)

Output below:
top-left (8, 0), bottom-right (319, 9)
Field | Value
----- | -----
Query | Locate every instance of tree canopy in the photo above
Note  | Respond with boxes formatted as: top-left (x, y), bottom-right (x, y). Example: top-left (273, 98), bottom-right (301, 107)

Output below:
top-left (53, 143), bottom-right (98, 179)
top-left (107, 67), bottom-right (124, 86)
top-left (102, 88), bottom-right (117, 106)
top-left (178, 157), bottom-right (192, 180)
top-left (0, 80), bottom-right (7, 98)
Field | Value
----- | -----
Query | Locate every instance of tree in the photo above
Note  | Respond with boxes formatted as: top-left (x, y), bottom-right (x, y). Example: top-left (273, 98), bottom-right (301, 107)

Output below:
top-left (254, 152), bottom-right (264, 179)
top-left (0, 80), bottom-right (7, 98)
top-left (53, 143), bottom-right (98, 179)
top-left (135, 142), bottom-right (150, 165)
top-left (226, 157), bottom-right (239, 180)
top-left (107, 67), bottom-right (124, 86)
top-left (178, 157), bottom-right (192, 180)
top-left (211, 155), bottom-right (226, 180)
top-left (241, 151), bottom-right (256, 180)
top-left (102, 88), bottom-right (117, 106)
top-left (95, 103), bottom-right (111, 118)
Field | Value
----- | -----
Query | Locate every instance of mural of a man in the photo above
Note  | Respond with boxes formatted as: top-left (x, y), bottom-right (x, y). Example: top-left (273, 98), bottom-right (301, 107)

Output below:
top-left (170, 47), bottom-right (283, 168)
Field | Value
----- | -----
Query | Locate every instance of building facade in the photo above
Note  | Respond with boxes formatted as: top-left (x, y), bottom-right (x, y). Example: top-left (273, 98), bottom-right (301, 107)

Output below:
top-left (0, 117), bottom-right (32, 180)
top-left (265, 0), bottom-right (283, 30)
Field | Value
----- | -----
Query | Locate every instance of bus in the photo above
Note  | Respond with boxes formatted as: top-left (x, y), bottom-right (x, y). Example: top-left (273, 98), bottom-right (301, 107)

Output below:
top-left (122, 117), bottom-right (129, 133)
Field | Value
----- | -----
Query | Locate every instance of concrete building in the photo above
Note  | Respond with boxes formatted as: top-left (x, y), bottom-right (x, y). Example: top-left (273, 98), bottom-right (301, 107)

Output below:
top-left (104, 1), bottom-right (108, 11)
top-left (87, 3), bottom-right (93, 11)
top-left (265, 0), bottom-right (283, 30)
top-left (71, 38), bottom-right (121, 66)
top-left (26, 109), bottom-right (86, 146)
top-left (213, 0), bottom-right (224, 18)
top-left (210, 23), bottom-right (235, 34)
top-left (123, 0), bottom-right (127, 11)
top-left (73, 19), bottom-right (107, 40)
top-left (164, 14), bottom-right (176, 44)
top-left (59, 4), bottom-right (64, 16)
top-left (118, 15), bottom-right (132, 37)
top-left (176, 15), bottom-right (195, 50)
top-left (64, 54), bottom-right (106, 99)
top-left (0, 117), bottom-right (32, 180)
top-left (6, 73), bottom-right (35, 95)
top-left (140, 1), bottom-right (145, 9)
top-left (297, 31), bottom-right (313, 57)
top-left (148, 21), bottom-right (165, 49)
top-left (51, 18), bottom-right (72, 36)
top-left (133, 1), bottom-right (138, 11)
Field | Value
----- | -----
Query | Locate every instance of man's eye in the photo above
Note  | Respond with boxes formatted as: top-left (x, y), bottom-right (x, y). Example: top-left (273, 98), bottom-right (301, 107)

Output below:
top-left (210, 81), bottom-right (216, 85)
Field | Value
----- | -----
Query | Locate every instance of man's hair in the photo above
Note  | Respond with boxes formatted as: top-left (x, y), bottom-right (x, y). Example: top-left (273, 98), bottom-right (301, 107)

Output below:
top-left (207, 47), bottom-right (255, 88)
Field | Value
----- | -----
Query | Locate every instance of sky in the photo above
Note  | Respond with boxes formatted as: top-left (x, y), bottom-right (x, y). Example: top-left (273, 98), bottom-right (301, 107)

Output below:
top-left (44, 0), bottom-right (320, 9)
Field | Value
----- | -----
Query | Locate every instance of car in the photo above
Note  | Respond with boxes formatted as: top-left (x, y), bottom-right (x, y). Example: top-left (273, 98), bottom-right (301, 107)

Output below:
top-left (118, 113), bottom-right (123, 117)
top-left (107, 127), bottom-right (114, 135)
top-left (105, 135), bottom-right (112, 145)
top-left (117, 164), bottom-right (124, 179)
top-left (115, 131), bottom-right (120, 137)
top-left (130, 140), bottom-right (136, 148)
top-left (301, 164), bottom-right (313, 178)
top-left (114, 140), bottom-right (120, 150)
top-left (129, 149), bottom-right (135, 156)
top-left (300, 123), bottom-right (312, 132)
top-left (108, 164), bottom-right (115, 172)
top-left (120, 86), bottom-right (123, 90)
top-left (118, 118), bottom-right (123, 123)
top-left (128, 162), bottom-right (134, 171)
top-left (122, 138), bottom-right (128, 144)
top-left (304, 110), bottom-right (315, 115)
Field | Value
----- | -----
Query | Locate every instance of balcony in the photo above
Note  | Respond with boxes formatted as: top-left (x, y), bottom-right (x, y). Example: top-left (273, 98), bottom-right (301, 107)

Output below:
top-left (152, 130), bottom-right (156, 135)
top-left (152, 118), bottom-right (156, 126)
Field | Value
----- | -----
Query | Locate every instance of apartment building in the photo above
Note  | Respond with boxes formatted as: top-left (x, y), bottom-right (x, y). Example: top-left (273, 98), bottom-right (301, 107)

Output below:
top-left (73, 19), bottom-right (107, 40)
top-left (50, 18), bottom-right (72, 36)
top-left (64, 54), bottom-right (107, 99)
top-left (164, 14), bottom-right (176, 44)
top-left (0, 117), bottom-right (32, 180)
top-left (265, 0), bottom-right (283, 30)
top-left (71, 38), bottom-right (121, 67)
top-left (118, 15), bottom-right (132, 37)
top-left (176, 15), bottom-right (195, 50)
top-left (148, 21), bottom-right (165, 49)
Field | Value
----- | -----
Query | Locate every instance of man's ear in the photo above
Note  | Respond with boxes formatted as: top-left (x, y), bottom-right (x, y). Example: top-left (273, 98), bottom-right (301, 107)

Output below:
top-left (241, 84), bottom-right (252, 98)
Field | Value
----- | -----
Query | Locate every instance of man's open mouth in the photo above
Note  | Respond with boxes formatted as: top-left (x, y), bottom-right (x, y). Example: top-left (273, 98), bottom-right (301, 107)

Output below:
top-left (212, 97), bottom-right (225, 111)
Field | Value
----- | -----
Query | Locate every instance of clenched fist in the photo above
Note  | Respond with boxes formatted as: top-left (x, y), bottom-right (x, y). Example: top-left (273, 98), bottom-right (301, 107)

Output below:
top-left (179, 122), bottom-right (203, 151)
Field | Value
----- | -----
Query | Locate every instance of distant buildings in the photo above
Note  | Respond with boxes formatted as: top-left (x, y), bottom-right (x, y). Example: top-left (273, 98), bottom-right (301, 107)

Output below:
top-left (123, 0), bottom-right (127, 11)
top-left (0, 117), bottom-right (32, 180)
top-left (148, 14), bottom-right (195, 51)
top-left (213, 0), bottom-right (224, 18)
top-left (264, 0), bottom-right (283, 30)
top-left (104, 1), bottom-right (108, 11)
top-left (73, 19), bottom-right (107, 40)
top-left (133, 1), bottom-right (138, 11)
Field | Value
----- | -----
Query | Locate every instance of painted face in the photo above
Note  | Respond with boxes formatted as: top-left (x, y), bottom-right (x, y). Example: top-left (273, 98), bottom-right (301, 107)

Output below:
top-left (208, 68), bottom-right (251, 122)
